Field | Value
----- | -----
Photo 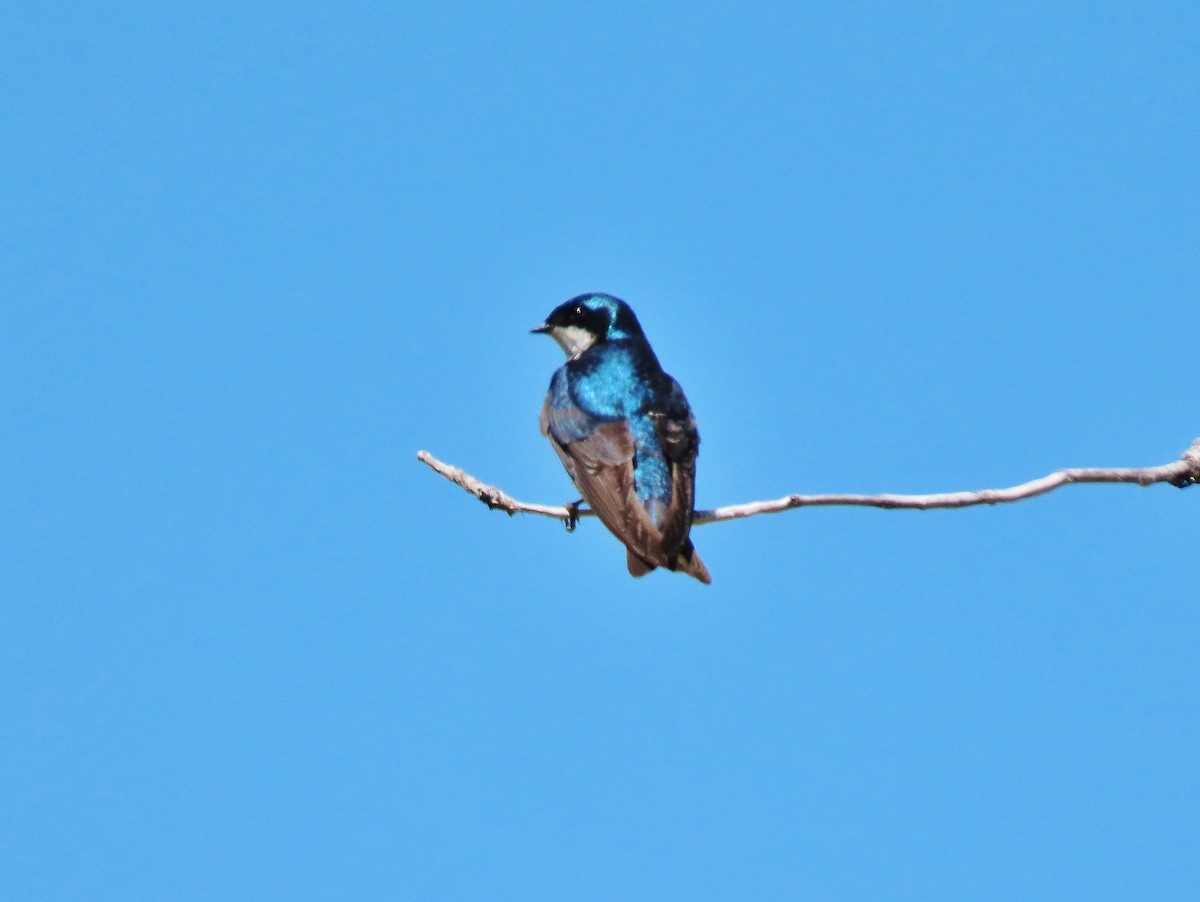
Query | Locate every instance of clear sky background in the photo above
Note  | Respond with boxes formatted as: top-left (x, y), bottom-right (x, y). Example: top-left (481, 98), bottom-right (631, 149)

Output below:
top-left (3, 2), bottom-right (1198, 899)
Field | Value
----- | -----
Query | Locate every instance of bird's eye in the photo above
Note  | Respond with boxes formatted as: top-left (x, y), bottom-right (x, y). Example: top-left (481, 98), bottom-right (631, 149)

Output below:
top-left (573, 305), bottom-right (584, 317)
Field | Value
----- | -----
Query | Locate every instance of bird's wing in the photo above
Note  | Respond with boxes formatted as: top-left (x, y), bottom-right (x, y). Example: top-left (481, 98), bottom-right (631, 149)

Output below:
top-left (651, 376), bottom-right (712, 584)
top-left (541, 393), bottom-right (669, 573)
top-left (539, 391), bottom-right (585, 484)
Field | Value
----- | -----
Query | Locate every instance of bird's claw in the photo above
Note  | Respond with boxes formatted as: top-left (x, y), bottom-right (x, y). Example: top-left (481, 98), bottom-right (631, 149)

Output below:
top-left (564, 499), bottom-right (583, 532)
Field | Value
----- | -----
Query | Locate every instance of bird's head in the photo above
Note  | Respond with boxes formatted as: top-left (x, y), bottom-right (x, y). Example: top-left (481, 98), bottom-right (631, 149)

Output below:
top-left (531, 293), bottom-right (645, 358)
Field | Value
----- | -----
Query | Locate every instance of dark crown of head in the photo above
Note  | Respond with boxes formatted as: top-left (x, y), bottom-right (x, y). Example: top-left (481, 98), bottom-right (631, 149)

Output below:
top-left (548, 293), bottom-right (644, 340)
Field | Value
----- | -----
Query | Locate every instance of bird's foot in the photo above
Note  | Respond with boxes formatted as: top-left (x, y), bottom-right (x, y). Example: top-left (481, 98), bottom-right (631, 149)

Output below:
top-left (564, 499), bottom-right (584, 532)
top-left (1173, 441), bottom-right (1200, 486)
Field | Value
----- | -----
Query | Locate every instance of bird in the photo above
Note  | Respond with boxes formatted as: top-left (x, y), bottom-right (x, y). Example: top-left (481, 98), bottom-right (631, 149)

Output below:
top-left (533, 293), bottom-right (711, 584)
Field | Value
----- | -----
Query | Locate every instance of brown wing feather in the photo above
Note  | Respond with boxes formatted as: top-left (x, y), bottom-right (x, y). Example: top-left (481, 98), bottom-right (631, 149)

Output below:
top-left (543, 394), bottom-right (660, 562)
top-left (658, 452), bottom-right (694, 559)
top-left (541, 392), bottom-right (710, 584)
top-left (564, 421), bottom-right (671, 570)
top-left (651, 408), bottom-right (711, 583)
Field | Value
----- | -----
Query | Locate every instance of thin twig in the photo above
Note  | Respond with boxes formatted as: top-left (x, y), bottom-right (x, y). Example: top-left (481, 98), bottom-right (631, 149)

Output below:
top-left (415, 451), bottom-right (572, 519)
top-left (417, 439), bottom-right (1200, 528)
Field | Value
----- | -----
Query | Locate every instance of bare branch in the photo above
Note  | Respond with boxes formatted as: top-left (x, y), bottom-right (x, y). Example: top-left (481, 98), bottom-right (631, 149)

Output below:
top-left (416, 451), bottom-right (576, 520)
top-left (417, 439), bottom-right (1200, 528)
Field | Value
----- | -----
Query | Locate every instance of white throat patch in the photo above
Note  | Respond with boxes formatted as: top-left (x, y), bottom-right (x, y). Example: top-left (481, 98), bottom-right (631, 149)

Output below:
top-left (548, 324), bottom-right (597, 359)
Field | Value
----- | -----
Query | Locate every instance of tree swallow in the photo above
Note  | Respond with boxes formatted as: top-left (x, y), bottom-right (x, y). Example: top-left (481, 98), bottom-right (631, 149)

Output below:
top-left (533, 293), bottom-right (711, 584)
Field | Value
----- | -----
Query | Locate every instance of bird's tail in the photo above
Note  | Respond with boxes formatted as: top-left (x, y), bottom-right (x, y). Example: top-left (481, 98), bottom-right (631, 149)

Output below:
top-left (627, 548), bottom-right (656, 578)
top-left (674, 541), bottom-right (712, 585)
top-left (626, 542), bottom-right (712, 585)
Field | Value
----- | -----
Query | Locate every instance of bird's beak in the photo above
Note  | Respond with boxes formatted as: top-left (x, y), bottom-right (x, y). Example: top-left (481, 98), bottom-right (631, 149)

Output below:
top-left (531, 323), bottom-right (551, 335)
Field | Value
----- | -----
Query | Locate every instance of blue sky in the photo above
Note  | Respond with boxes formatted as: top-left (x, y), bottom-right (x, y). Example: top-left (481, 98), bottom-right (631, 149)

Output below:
top-left (3, 2), bottom-right (1198, 898)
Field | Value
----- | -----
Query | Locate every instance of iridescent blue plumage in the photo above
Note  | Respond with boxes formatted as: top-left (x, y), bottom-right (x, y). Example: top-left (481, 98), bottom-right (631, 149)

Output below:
top-left (534, 293), bottom-right (710, 584)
